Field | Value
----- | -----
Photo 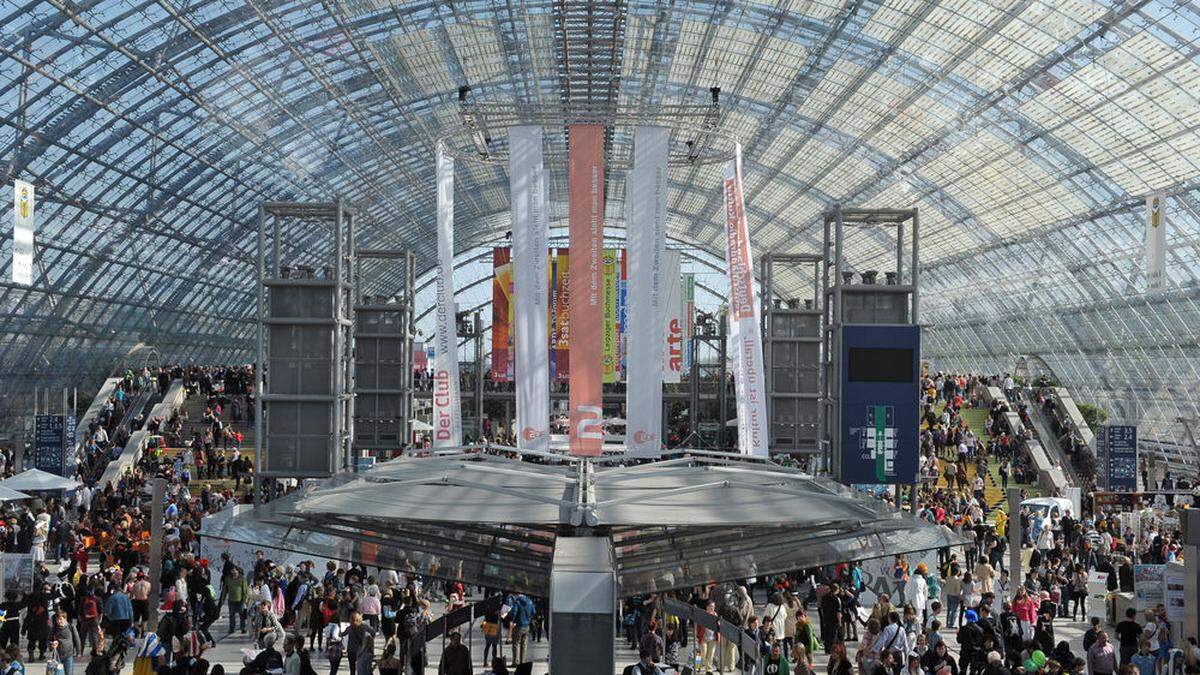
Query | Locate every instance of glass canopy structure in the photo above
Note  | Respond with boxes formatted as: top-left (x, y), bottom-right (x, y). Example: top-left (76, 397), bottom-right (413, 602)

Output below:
top-left (2, 0), bottom-right (1200, 464)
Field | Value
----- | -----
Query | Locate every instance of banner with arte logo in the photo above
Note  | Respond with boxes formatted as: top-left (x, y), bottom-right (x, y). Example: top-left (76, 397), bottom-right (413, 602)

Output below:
top-left (723, 143), bottom-right (768, 457)
top-left (626, 127), bottom-right (669, 457)
top-left (567, 125), bottom-right (605, 456)
top-left (432, 145), bottom-right (462, 447)
top-left (510, 125), bottom-right (551, 451)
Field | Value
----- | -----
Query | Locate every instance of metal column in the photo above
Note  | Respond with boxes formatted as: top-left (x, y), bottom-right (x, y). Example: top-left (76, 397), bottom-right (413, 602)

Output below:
top-left (549, 537), bottom-right (615, 675)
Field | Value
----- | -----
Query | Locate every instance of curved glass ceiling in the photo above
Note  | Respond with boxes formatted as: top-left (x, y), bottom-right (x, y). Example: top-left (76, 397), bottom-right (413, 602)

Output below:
top-left (2, 0), bottom-right (1200, 464)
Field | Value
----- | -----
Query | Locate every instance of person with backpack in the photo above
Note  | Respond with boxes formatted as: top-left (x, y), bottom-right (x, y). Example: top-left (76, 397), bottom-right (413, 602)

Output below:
top-left (77, 586), bottom-right (102, 653)
top-left (321, 621), bottom-right (343, 675)
top-left (508, 593), bottom-right (535, 665)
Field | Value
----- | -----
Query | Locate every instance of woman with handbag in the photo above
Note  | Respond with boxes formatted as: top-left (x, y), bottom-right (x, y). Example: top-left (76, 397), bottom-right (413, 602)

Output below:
top-left (481, 609), bottom-right (502, 669)
top-left (48, 612), bottom-right (80, 675)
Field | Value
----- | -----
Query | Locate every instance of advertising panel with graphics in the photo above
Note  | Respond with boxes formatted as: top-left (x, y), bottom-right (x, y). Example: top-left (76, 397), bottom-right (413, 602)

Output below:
top-left (839, 324), bottom-right (920, 484)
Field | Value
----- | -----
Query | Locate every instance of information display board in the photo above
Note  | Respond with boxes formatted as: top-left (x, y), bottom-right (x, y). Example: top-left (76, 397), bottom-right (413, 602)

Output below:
top-left (34, 414), bottom-right (75, 476)
top-left (838, 324), bottom-right (920, 484)
top-left (1100, 425), bottom-right (1138, 492)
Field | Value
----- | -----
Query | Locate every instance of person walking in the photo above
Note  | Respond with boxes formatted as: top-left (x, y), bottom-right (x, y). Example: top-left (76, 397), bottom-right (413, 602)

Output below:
top-left (48, 612), bottom-right (80, 675)
top-left (508, 593), bottom-right (535, 665)
top-left (1088, 631), bottom-right (1117, 675)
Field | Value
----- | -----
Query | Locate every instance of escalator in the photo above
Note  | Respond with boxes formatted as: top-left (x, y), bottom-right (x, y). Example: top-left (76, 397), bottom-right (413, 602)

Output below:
top-left (1022, 386), bottom-right (1082, 488)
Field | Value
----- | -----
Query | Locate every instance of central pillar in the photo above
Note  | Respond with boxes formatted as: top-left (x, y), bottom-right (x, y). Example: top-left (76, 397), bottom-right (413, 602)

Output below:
top-left (549, 536), bottom-right (615, 674)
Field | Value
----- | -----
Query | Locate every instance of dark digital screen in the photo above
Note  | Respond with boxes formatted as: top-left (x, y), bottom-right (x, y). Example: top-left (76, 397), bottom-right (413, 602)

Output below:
top-left (847, 347), bottom-right (913, 382)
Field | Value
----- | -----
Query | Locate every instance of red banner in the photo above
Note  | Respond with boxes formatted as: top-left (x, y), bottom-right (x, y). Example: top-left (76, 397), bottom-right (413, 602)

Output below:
top-left (491, 247), bottom-right (514, 381)
top-left (567, 125), bottom-right (605, 456)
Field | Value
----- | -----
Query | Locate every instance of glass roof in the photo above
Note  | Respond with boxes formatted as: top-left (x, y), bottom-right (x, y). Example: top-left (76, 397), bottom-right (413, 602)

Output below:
top-left (2, 0), bottom-right (1200, 465)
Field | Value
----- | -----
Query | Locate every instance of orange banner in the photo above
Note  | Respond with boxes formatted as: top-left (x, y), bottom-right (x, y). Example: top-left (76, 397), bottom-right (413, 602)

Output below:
top-left (491, 247), bottom-right (513, 381)
top-left (567, 125), bottom-right (605, 456)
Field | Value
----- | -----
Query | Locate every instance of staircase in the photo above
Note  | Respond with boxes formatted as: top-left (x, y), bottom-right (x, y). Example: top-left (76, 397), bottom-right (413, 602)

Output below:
top-left (926, 404), bottom-right (1016, 522)
top-left (178, 392), bottom-right (256, 458)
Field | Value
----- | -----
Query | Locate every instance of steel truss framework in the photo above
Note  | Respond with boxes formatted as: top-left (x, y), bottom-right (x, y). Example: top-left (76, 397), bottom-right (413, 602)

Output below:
top-left (2, 1), bottom-right (1200, 465)
top-left (201, 448), bottom-right (961, 598)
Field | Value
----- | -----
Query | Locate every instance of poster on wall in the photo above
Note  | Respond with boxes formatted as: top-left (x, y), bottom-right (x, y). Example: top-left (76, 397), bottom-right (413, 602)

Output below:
top-left (554, 248), bottom-right (571, 381)
top-left (0, 553), bottom-right (35, 596)
top-left (855, 550), bottom-right (940, 608)
top-left (1087, 570), bottom-right (1109, 620)
top-left (1163, 563), bottom-right (1185, 622)
top-left (1133, 564), bottom-right (1165, 611)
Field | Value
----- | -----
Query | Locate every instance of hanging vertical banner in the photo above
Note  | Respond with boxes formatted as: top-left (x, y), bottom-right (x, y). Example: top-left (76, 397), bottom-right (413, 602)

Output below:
top-left (433, 145), bottom-right (463, 447)
top-left (626, 127), bottom-right (669, 457)
top-left (683, 273), bottom-right (695, 373)
top-left (1146, 193), bottom-right (1166, 291)
top-left (491, 248), bottom-right (514, 381)
top-left (662, 252), bottom-right (684, 383)
top-left (12, 180), bottom-right (34, 286)
top-left (602, 249), bottom-right (619, 384)
top-left (723, 144), bottom-right (769, 457)
top-left (618, 249), bottom-right (628, 378)
top-left (567, 125), bottom-right (605, 457)
top-left (510, 126), bottom-right (551, 452)
top-left (555, 247), bottom-right (571, 381)
top-left (549, 253), bottom-right (558, 381)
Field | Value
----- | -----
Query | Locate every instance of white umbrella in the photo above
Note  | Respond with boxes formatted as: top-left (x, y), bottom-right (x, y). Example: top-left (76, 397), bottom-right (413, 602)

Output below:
top-left (605, 417), bottom-right (626, 426)
top-left (0, 468), bottom-right (82, 492)
top-left (0, 485), bottom-right (31, 502)
top-left (410, 419), bottom-right (434, 432)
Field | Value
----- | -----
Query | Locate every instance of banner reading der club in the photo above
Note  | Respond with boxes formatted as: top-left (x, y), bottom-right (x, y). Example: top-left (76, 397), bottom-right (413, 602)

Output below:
top-left (509, 126), bottom-right (551, 452)
top-left (626, 126), bottom-right (669, 457)
top-left (567, 125), bottom-right (605, 456)
top-left (723, 144), bottom-right (768, 457)
top-left (433, 144), bottom-right (462, 447)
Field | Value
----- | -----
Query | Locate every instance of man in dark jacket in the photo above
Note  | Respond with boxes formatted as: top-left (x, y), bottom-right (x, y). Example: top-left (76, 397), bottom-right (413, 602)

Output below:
top-left (437, 632), bottom-right (471, 675)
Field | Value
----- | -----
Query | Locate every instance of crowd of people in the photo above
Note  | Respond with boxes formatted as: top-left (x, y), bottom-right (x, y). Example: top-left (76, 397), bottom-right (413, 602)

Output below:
top-left (0, 367), bottom-right (1194, 675)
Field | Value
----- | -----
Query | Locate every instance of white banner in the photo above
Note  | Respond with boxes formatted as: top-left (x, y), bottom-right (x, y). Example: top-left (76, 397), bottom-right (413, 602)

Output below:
top-left (661, 252), bottom-right (683, 384)
top-left (510, 126), bottom-right (551, 452)
top-left (433, 144), bottom-right (462, 447)
top-left (1145, 193), bottom-right (1166, 290)
top-left (626, 127), bottom-right (669, 457)
top-left (12, 180), bottom-right (34, 286)
top-left (723, 144), bottom-right (769, 457)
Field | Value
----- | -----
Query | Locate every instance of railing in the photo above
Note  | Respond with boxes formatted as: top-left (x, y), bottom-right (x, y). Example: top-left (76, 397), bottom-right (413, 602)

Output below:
top-left (73, 377), bottom-right (121, 453)
top-left (97, 379), bottom-right (185, 492)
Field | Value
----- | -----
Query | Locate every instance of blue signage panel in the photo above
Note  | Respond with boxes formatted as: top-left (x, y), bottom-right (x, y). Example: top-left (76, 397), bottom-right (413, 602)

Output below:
top-left (839, 325), bottom-right (920, 485)
top-left (35, 415), bottom-right (64, 474)
top-left (34, 414), bottom-right (75, 476)
top-left (1104, 425), bottom-right (1137, 492)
